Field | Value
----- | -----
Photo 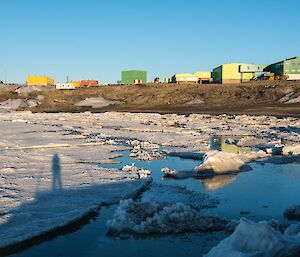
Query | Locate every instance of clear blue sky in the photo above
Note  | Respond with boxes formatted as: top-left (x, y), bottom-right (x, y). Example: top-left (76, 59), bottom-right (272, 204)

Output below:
top-left (1, 0), bottom-right (299, 83)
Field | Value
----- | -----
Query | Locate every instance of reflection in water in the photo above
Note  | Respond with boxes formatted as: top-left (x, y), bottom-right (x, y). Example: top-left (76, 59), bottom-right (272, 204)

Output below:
top-left (210, 136), bottom-right (222, 151)
top-left (210, 135), bottom-right (257, 154)
top-left (52, 154), bottom-right (63, 191)
top-left (202, 175), bottom-right (236, 191)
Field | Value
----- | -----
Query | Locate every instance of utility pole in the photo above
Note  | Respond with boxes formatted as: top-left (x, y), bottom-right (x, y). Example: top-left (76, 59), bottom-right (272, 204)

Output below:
top-left (4, 68), bottom-right (7, 84)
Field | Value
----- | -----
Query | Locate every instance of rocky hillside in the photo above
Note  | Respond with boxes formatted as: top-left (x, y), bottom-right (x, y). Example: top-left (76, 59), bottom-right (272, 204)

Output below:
top-left (0, 81), bottom-right (299, 117)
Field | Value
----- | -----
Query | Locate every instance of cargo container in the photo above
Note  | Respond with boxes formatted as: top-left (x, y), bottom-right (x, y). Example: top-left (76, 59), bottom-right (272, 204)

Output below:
top-left (122, 70), bottom-right (147, 84)
top-left (27, 76), bottom-right (55, 86)
top-left (264, 57), bottom-right (300, 80)
top-left (80, 80), bottom-right (99, 87)
top-left (56, 83), bottom-right (76, 90)
top-left (212, 63), bottom-right (264, 84)
top-left (69, 81), bottom-right (80, 87)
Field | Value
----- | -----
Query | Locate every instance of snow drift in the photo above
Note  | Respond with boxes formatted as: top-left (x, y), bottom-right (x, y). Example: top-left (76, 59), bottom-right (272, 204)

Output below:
top-left (75, 97), bottom-right (120, 109)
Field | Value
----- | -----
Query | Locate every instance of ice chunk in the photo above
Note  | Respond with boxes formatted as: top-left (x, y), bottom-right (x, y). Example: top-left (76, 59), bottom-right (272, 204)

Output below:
top-left (195, 151), bottom-right (255, 175)
top-left (142, 184), bottom-right (219, 210)
top-left (205, 218), bottom-right (286, 257)
top-left (130, 148), bottom-right (164, 161)
top-left (205, 218), bottom-right (300, 257)
top-left (162, 151), bottom-right (268, 179)
top-left (265, 144), bottom-right (283, 155)
top-left (161, 167), bottom-right (177, 176)
top-left (107, 199), bottom-right (227, 236)
top-left (121, 164), bottom-right (151, 179)
top-left (107, 184), bottom-right (221, 236)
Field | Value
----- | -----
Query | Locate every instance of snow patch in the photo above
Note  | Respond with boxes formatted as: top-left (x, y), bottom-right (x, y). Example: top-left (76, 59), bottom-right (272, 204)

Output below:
top-left (75, 97), bottom-right (120, 109)
top-left (285, 95), bottom-right (300, 104)
top-left (15, 86), bottom-right (43, 97)
top-left (185, 97), bottom-right (205, 105)
top-left (0, 99), bottom-right (24, 110)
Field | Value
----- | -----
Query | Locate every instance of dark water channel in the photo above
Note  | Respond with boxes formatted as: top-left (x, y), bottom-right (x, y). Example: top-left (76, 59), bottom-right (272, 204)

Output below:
top-left (8, 137), bottom-right (300, 257)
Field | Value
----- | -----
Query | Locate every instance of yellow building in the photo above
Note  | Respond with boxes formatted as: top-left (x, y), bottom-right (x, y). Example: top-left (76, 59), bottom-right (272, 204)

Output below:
top-left (171, 73), bottom-right (198, 83)
top-left (194, 72), bottom-right (211, 79)
top-left (69, 81), bottom-right (81, 87)
top-left (172, 71), bottom-right (211, 84)
top-left (212, 63), bottom-right (264, 84)
top-left (194, 71), bottom-right (211, 83)
top-left (27, 76), bottom-right (55, 86)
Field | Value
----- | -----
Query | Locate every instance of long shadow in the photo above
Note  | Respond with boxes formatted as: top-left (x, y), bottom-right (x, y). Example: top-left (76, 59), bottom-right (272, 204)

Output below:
top-left (0, 181), bottom-right (148, 256)
top-left (0, 154), bottom-right (149, 256)
top-left (52, 154), bottom-right (63, 192)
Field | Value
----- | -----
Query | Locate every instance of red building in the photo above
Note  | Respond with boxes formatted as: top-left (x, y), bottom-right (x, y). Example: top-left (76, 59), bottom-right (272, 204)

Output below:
top-left (80, 80), bottom-right (99, 87)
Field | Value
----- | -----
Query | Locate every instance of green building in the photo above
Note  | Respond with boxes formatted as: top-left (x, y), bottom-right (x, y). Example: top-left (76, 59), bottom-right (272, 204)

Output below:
top-left (121, 70), bottom-right (147, 84)
top-left (264, 56), bottom-right (300, 80)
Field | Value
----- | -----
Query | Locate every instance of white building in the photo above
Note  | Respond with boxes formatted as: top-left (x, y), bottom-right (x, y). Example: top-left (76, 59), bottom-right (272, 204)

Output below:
top-left (56, 83), bottom-right (76, 90)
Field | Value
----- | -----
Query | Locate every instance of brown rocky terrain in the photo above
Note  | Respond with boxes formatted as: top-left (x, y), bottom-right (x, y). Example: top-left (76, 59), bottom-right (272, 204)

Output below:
top-left (0, 81), bottom-right (299, 117)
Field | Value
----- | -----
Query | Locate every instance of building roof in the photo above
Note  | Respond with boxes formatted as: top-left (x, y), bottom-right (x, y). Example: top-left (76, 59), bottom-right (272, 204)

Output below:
top-left (285, 56), bottom-right (300, 61)
top-left (173, 73), bottom-right (198, 77)
top-left (122, 70), bottom-right (147, 73)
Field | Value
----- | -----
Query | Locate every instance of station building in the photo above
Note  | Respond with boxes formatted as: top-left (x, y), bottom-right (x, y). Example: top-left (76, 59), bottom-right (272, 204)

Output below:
top-left (212, 63), bottom-right (265, 84)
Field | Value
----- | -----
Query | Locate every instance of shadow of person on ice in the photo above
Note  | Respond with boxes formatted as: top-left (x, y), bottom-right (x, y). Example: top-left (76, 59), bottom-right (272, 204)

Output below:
top-left (52, 154), bottom-right (63, 192)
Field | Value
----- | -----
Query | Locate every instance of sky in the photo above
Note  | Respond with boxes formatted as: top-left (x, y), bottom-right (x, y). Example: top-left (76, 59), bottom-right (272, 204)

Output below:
top-left (0, 0), bottom-right (299, 83)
